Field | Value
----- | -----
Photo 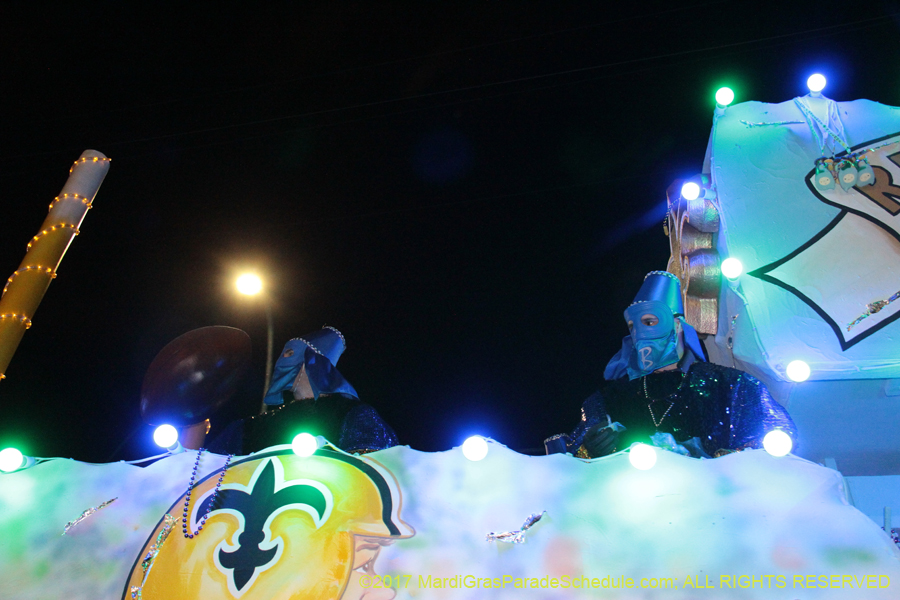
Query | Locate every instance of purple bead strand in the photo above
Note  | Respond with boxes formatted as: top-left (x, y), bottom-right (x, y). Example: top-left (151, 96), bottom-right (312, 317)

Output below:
top-left (182, 448), bottom-right (233, 539)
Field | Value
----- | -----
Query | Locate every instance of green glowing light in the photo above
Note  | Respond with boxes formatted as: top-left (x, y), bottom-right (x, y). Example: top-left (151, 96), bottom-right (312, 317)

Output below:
top-left (292, 432), bottom-right (318, 457)
top-left (715, 87), bottom-right (735, 106)
top-left (721, 257), bottom-right (743, 280)
top-left (0, 447), bottom-right (25, 473)
top-left (628, 443), bottom-right (657, 470)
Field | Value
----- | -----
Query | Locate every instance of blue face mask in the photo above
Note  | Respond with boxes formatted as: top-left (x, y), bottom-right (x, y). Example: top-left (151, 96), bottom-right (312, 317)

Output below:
top-left (623, 301), bottom-right (680, 379)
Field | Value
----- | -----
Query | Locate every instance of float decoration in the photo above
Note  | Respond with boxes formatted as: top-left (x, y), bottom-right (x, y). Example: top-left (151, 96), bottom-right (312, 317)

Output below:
top-left (0, 150), bottom-right (110, 379)
top-left (665, 178), bottom-right (721, 335)
top-left (1, 444), bottom-right (898, 599)
top-left (62, 498), bottom-right (118, 536)
top-left (485, 511), bottom-right (546, 544)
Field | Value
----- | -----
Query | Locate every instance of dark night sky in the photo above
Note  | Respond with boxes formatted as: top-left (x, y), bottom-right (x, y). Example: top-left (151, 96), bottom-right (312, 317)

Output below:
top-left (2, 1), bottom-right (899, 462)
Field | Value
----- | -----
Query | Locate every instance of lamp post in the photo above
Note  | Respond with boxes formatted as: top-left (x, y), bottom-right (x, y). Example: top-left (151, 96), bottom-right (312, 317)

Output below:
top-left (236, 274), bottom-right (274, 414)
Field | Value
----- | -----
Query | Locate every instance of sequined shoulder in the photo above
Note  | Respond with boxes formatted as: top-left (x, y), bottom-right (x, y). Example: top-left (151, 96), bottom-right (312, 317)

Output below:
top-left (686, 361), bottom-right (746, 386)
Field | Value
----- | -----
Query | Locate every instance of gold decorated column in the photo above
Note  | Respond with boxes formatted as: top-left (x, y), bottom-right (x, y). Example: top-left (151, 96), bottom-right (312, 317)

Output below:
top-left (0, 150), bottom-right (110, 379)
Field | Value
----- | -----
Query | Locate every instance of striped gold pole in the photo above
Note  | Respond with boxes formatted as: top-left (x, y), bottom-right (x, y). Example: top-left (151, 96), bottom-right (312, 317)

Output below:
top-left (0, 150), bottom-right (110, 380)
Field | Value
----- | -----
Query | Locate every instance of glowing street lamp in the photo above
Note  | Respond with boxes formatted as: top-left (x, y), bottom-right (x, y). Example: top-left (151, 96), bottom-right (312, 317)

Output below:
top-left (235, 273), bottom-right (275, 412)
top-left (236, 273), bottom-right (263, 296)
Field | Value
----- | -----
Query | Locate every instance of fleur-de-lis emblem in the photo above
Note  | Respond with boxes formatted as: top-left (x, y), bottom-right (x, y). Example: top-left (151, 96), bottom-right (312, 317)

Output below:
top-left (193, 457), bottom-right (333, 596)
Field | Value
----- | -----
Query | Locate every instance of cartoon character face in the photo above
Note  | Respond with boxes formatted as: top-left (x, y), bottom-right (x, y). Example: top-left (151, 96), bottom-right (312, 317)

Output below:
top-left (125, 449), bottom-right (413, 600)
top-left (342, 537), bottom-right (399, 599)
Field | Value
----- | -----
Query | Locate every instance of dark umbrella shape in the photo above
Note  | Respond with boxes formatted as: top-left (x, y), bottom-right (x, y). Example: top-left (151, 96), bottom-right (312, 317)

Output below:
top-left (140, 326), bottom-right (252, 426)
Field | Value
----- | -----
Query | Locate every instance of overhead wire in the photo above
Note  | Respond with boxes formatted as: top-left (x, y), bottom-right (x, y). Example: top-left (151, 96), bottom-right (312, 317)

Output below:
top-left (1, 9), bottom-right (896, 179)
top-left (22, 10), bottom-right (900, 161)
top-left (17, 0), bottom-right (734, 129)
top-left (100, 12), bottom-right (900, 148)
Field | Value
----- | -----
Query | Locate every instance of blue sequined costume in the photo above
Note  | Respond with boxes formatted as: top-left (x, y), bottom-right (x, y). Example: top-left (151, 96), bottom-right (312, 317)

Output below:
top-left (556, 362), bottom-right (797, 458)
top-left (243, 392), bottom-right (398, 454)
top-left (208, 392), bottom-right (399, 455)
top-left (208, 327), bottom-right (399, 455)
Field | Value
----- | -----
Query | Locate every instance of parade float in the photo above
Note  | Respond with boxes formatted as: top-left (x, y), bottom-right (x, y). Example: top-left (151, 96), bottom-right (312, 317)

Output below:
top-left (1, 77), bottom-right (899, 599)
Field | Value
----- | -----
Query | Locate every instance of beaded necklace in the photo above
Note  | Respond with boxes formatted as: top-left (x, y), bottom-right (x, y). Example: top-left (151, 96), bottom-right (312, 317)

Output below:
top-left (182, 448), bottom-right (233, 539)
top-left (643, 372), bottom-right (686, 428)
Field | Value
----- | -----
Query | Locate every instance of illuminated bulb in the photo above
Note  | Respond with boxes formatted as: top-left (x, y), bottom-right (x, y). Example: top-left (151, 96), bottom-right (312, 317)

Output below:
top-left (462, 436), bottom-right (488, 461)
top-left (292, 432), bottom-right (318, 457)
top-left (236, 274), bottom-right (263, 296)
top-left (763, 430), bottom-right (793, 457)
top-left (0, 448), bottom-right (25, 473)
top-left (153, 424), bottom-right (179, 449)
top-left (721, 257), bottom-right (743, 280)
top-left (807, 74), bottom-right (826, 93)
top-left (681, 182), bottom-right (701, 201)
top-left (786, 360), bottom-right (811, 382)
top-left (629, 443), bottom-right (657, 470)
top-left (715, 87), bottom-right (735, 106)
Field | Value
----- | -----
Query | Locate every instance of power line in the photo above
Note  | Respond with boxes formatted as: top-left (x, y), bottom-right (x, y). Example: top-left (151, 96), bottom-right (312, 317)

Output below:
top-left (86, 12), bottom-right (900, 148)
top-left (1, 10), bottom-right (894, 173)
top-left (18, 1), bottom-right (732, 128)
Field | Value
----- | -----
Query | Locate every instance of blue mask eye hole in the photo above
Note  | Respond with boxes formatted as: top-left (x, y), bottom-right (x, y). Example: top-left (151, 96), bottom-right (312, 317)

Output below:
top-left (640, 314), bottom-right (659, 327)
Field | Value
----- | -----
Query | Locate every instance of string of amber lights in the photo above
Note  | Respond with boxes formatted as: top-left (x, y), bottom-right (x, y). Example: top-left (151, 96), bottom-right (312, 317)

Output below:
top-left (26, 224), bottom-right (80, 251)
top-left (68, 156), bottom-right (111, 173)
top-left (0, 313), bottom-right (33, 329)
top-left (3, 266), bottom-right (56, 295)
top-left (0, 150), bottom-right (110, 381)
top-left (47, 193), bottom-right (93, 212)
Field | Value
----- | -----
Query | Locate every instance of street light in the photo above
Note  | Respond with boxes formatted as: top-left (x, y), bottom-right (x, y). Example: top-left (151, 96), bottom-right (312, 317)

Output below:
top-left (236, 274), bottom-right (263, 296)
top-left (235, 273), bottom-right (274, 413)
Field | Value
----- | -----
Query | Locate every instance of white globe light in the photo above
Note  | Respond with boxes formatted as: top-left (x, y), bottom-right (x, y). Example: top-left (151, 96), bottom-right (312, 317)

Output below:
top-left (721, 257), bottom-right (743, 280)
top-left (807, 74), bottom-right (826, 93)
top-left (763, 430), bottom-right (793, 457)
top-left (153, 424), bottom-right (179, 448)
top-left (786, 360), bottom-right (811, 382)
top-left (236, 273), bottom-right (263, 296)
top-left (292, 433), bottom-right (318, 457)
top-left (681, 182), bottom-right (701, 201)
top-left (715, 87), bottom-right (735, 106)
top-left (462, 436), bottom-right (488, 461)
top-left (0, 447), bottom-right (25, 473)
top-left (628, 443), bottom-right (657, 470)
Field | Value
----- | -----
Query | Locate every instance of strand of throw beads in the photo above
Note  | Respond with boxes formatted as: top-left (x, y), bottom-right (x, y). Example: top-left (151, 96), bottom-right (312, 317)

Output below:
top-left (182, 448), bottom-right (233, 539)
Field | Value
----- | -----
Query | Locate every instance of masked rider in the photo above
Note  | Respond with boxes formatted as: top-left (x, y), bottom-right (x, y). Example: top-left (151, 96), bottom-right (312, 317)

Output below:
top-left (545, 271), bottom-right (797, 459)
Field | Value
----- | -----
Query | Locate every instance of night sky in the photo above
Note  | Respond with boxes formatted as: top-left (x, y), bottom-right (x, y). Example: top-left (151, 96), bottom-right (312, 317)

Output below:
top-left (2, 1), bottom-right (899, 462)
